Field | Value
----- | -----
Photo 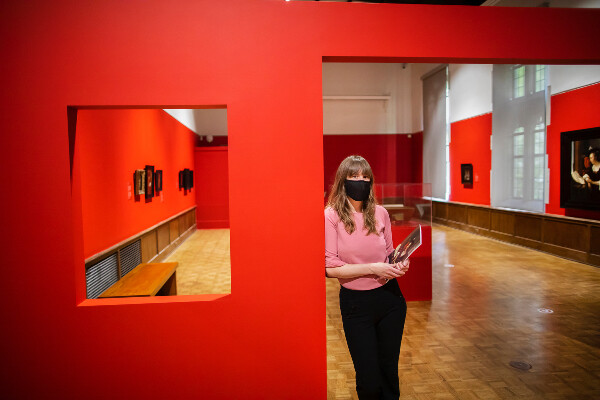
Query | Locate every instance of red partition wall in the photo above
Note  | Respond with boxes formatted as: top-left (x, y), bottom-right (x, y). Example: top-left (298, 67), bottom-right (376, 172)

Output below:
top-left (194, 147), bottom-right (230, 228)
top-left (449, 113), bottom-right (492, 205)
top-left (392, 225), bottom-right (432, 301)
top-left (546, 82), bottom-right (600, 219)
top-left (1, 1), bottom-right (599, 398)
top-left (77, 109), bottom-right (196, 258)
top-left (324, 133), bottom-right (422, 195)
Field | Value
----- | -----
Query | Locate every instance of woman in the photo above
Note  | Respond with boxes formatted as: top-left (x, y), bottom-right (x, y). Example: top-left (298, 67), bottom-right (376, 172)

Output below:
top-left (325, 155), bottom-right (409, 400)
top-left (583, 148), bottom-right (600, 188)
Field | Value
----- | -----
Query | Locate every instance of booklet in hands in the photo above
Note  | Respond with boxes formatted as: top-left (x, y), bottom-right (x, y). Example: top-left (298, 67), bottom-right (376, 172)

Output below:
top-left (388, 224), bottom-right (422, 264)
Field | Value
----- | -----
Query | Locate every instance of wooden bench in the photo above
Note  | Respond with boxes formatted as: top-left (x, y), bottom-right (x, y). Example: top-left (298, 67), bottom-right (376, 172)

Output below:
top-left (99, 262), bottom-right (178, 298)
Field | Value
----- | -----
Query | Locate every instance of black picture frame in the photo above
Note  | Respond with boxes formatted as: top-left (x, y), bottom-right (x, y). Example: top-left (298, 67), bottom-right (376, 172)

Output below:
top-left (461, 164), bottom-right (473, 184)
top-left (155, 170), bottom-right (163, 192)
top-left (183, 168), bottom-right (193, 190)
top-left (560, 127), bottom-right (600, 210)
top-left (144, 165), bottom-right (154, 198)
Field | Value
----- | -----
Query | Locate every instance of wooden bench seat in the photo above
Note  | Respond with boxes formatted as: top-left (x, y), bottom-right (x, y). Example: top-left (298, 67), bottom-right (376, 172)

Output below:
top-left (99, 262), bottom-right (178, 298)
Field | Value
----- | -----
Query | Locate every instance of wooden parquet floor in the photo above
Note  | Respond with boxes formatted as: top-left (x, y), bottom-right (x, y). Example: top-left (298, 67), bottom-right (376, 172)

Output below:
top-left (328, 225), bottom-right (600, 400)
top-left (165, 228), bottom-right (231, 295)
top-left (167, 226), bottom-right (600, 399)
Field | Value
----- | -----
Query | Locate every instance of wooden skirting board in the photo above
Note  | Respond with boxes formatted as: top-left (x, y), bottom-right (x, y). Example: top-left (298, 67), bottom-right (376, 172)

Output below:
top-left (84, 207), bottom-right (197, 274)
top-left (433, 201), bottom-right (600, 267)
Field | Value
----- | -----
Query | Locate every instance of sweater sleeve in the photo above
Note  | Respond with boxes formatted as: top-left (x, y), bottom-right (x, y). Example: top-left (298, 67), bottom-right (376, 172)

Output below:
top-left (324, 208), bottom-right (346, 268)
top-left (381, 206), bottom-right (394, 257)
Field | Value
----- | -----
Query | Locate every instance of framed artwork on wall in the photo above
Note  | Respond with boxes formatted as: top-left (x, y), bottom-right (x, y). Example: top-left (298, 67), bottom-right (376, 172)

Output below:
top-left (561, 127), bottom-right (600, 210)
top-left (145, 165), bottom-right (154, 198)
top-left (461, 164), bottom-right (473, 184)
top-left (155, 170), bottom-right (163, 192)
top-left (134, 169), bottom-right (145, 196)
top-left (184, 168), bottom-right (193, 190)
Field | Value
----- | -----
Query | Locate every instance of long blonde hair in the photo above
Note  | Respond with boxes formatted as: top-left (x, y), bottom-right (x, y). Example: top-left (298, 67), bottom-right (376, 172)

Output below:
top-left (326, 155), bottom-right (378, 235)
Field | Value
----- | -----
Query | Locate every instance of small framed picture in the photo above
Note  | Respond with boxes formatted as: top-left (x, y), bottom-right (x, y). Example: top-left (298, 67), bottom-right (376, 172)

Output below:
top-left (183, 168), bottom-right (193, 190)
top-left (461, 164), bottom-right (473, 184)
top-left (145, 165), bottom-right (154, 198)
top-left (134, 169), bottom-right (145, 196)
top-left (155, 170), bottom-right (163, 192)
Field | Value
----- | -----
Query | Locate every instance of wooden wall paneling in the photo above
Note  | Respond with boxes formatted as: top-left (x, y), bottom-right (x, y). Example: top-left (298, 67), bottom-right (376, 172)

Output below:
top-left (589, 226), bottom-right (600, 256)
top-left (169, 220), bottom-right (179, 243)
top-left (178, 215), bottom-right (185, 236)
top-left (141, 230), bottom-right (158, 263)
top-left (541, 242), bottom-right (588, 263)
top-left (433, 200), bottom-right (600, 268)
top-left (157, 224), bottom-right (170, 253)
top-left (447, 203), bottom-right (467, 224)
top-left (514, 215), bottom-right (542, 241)
top-left (187, 211), bottom-right (193, 229)
top-left (588, 253), bottom-right (600, 266)
top-left (490, 210), bottom-right (515, 235)
top-left (433, 202), bottom-right (447, 220)
top-left (543, 220), bottom-right (589, 252)
top-left (467, 207), bottom-right (490, 230)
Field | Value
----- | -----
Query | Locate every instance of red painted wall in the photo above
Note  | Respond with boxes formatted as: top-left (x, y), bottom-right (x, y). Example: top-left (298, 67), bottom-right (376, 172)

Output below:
top-left (323, 133), bottom-right (422, 196)
top-left (77, 109), bottom-right (196, 258)
top-left (195, 147), bottom-right (230, 228)
top-left (1, 1), bottom-right (599, 398)
top-left (546, 82), bottom-right (600, 219)
top-left (449, 113), bottom-right (492, 205)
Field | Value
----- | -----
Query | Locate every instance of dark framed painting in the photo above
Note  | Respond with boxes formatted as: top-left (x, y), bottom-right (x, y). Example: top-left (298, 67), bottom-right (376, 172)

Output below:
top-left (182, 168), bottom-right (193, 190)
top-left (461, 164), bottom-right (473, 184)
top-left (144, 165), bottom-right (154, 198)
top-left (134, 169), bottom-right (145, 196)
top-left (155, 170), bottom-right (163, 192)
top-left (560, 127), bottom-right (600, 210)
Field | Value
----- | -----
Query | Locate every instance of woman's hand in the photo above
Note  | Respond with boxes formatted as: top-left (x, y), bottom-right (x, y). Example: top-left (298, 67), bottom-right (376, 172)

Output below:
top-left (369, 262), bottom-right (407, 279)
top-left (397, 259), bottom-right (410, 272)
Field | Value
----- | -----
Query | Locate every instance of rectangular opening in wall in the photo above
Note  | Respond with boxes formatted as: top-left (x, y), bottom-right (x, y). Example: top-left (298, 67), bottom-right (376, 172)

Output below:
top-left (70, 107), bottom-right (231, 303)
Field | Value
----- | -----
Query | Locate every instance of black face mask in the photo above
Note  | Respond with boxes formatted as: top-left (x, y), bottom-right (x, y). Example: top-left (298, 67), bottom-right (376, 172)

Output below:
top-left (344, 179), bottom-right (372, 202)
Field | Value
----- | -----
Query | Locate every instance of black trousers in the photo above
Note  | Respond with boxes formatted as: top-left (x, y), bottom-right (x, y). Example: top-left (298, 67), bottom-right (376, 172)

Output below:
top-left (339, 279), bottom-right (407, 400)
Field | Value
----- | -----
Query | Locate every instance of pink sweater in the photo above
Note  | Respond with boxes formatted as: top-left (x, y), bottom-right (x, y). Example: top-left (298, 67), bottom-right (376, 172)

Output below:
top-left (325, 205), bottom-right (394, 290)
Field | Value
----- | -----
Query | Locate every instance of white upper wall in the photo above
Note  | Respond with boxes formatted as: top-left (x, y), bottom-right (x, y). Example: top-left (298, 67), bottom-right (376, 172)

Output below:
top-left (449, 64), bottom-right (493, 123)
top-left (321, 62), bottom-right (600, 135)
top-left (549, 65), bottom-right (600, 95)
top-left (323, 63), bottom-right (401, 134)
top-left (163, 109), bottom-right (228, 136)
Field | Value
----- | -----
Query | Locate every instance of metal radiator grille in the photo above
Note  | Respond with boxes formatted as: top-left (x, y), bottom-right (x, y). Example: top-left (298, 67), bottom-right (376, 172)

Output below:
top-left (120, 240), bottom-right (141, 277)
top-left (86, 254), bottom-right (118, 299)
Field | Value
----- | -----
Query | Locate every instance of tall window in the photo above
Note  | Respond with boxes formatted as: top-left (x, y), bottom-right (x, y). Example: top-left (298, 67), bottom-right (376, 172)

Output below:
top-left (512, 127), bottom-right (525, 198)
top-left (513, 65), bottom-right (525, 98)
top-left (492, 64), bottom-right (547, 212)
top-left (533, 122), bottom-right (546, 201)
top-left (535, 65), bottom-right (546, 93)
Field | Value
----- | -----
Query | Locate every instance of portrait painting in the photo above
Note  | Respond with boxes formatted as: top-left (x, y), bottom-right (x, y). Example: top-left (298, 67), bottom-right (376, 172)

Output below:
top-left (155, 170), bottom-right (163, 192)
top-left (561, 127), bottom-right (600, 210)
top-left (461, 164), bottom-right (473, 184)
top-left (145, 165), bottom-right (154, 198)
top-left (134, 169), bottom-right (145, 196)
